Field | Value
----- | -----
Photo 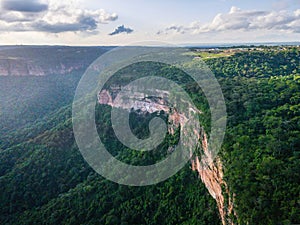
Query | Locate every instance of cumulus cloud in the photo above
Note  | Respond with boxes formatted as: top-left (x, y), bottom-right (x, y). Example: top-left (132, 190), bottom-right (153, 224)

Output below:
top-left (32, 17), bottom-right (98, 33)
top-left (109, 25), bottom-right (133, 35)
top-left (1, 0), bottom-right (48, 12)
top-left (158, 6), bottom-right (300, 35)
top-left (157, 25), bottom-right (185, 35)
top-left (0, 0), bottom-right (118, 33)
top-left (157, 22), bottom-right (201, 35)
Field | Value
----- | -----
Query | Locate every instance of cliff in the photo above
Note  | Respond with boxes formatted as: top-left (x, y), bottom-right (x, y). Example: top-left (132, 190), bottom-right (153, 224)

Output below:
top-left (98, 87), bottom-right (237, 224)
top-left (191, 130), bottom-right (237, 225)
top-left (0, 46), bottom-right (109, 76)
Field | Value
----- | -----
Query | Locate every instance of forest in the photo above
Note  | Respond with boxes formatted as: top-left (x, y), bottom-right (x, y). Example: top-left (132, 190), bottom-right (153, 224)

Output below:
top-left (0, 46), bottom-right (299, 225)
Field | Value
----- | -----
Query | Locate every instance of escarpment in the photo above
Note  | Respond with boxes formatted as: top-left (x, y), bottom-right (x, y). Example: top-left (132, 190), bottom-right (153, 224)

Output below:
top-left (0, 58), bottom-right (85, 76)
top-left (98, 86), bottom-right (237, 225)
top-left (0, 46), bottom-right (108, 76)
top-left (191, 130), bottom-right (237, 225)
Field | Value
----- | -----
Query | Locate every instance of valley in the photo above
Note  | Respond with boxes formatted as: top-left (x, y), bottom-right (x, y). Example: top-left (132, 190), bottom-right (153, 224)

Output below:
top-left (0, 45), bottom-right (299, 225)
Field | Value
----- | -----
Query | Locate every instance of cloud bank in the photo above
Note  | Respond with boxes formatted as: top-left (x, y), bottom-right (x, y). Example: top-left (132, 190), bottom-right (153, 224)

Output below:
top-left (109, 25), bottom-right (133, 35)
top-left (0, 0), bottom-right (118, 33)
top-left (1, 0), bottom-right (48, 12)
top-left (158, 6), bottom-right (300, 35)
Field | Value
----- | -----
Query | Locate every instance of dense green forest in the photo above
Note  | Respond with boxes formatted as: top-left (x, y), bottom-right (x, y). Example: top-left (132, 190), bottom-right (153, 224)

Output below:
top-left (0, 46), bottom-right (299, 224)
top-left (0, 73), bottom-right (82, 135)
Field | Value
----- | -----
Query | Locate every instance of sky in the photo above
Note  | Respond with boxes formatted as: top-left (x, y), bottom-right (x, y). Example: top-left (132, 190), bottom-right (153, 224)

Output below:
top-left (0, 0), bottom-right (299, 45)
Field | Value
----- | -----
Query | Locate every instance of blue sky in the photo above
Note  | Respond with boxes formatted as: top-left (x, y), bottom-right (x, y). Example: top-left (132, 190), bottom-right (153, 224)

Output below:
top-left (0, 0), bottom-right (299, 45)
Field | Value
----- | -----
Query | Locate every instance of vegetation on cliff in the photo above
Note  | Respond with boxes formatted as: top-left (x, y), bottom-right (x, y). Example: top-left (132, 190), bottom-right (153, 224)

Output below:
top-left (0, 46), bottom-right (299, 224)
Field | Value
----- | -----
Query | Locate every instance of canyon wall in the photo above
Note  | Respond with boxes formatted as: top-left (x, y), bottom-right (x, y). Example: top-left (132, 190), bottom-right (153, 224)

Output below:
top-left (191, 130), bottom-right (237, 225)
top-left (98, 87), bottom-right (237, 225)
top-left (0, 46), bottom-right (108, 76)
top-left (0, 58), bottom-right (85, 76)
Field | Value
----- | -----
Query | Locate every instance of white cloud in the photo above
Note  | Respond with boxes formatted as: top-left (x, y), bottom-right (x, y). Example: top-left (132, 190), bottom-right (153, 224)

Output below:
top-left (158, 6), bottom-right (300, 35)
top-left (157, 22), bottom-right (202, 35)
top-left (0, 0), bottom-right (118, 33)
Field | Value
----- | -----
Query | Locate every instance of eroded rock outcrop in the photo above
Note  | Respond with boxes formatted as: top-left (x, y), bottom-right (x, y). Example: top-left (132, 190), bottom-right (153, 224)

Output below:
top-left (191, 130), bottom-right (237, 225)
top-left (98, 87), bottom-right (237, 225)
top-left (0, 58), bottom-right (86, 76)
top-left (0, 46), bottom-right (107, 76)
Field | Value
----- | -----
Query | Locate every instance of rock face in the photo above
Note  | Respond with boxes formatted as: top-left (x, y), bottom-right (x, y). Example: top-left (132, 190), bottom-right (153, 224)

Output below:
top-left (97, 86), bottom-right (187, 135)
top-left (0, 46), bottom-right (108, 76)
top-left (0, 58), bottom-right (82, 76)
top-left (98, 87), bottom-right (237, 225)
top-left (191, 130), bottom-right (237, 225)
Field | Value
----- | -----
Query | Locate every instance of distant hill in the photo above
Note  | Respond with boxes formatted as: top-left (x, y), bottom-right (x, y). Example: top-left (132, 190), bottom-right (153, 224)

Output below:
top-left (0, 46), bottom-right (111, 134)
top-left (0, 46), bottom-right (112, 76)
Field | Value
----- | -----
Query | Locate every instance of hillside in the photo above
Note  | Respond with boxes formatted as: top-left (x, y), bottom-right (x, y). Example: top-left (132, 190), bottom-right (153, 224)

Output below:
top-left (0, 46), bottom-right (299, 225)
top-left (0, 46), bottom-right (112, 135)
top-left (0, 46), bottom-right (111, 76)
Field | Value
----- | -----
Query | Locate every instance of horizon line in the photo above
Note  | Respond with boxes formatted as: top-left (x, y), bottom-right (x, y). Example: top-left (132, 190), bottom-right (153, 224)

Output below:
top-left (0, 41), bottom-right (299, 48)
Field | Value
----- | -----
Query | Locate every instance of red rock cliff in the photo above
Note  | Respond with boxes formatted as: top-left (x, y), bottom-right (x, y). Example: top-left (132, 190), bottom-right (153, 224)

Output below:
top-left (98, 88), bottom-right (237, 224)
top-left (191, 130), bottom-right (237, 225)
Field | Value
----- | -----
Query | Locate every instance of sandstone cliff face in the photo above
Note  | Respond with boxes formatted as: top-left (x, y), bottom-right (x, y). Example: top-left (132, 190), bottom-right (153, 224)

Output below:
top-left (0, 46), bottom-right (107, 76)
top-left (0, 58), bottom-right (86, 76)
top-left (98, 87), bottom-right (237, 224)
top-left (98, 86), bottom-right (185, 134)
top-left (191, 130), bottom-right (236, 225)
